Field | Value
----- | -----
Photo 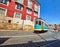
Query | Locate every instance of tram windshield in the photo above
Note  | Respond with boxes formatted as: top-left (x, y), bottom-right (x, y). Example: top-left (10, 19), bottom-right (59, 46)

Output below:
top-left (39, 21), bottom-right (41, 25)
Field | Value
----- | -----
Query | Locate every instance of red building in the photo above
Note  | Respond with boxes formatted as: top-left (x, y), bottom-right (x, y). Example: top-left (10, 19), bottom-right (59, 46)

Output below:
top-left (0, 0), bottom-right (40, 31)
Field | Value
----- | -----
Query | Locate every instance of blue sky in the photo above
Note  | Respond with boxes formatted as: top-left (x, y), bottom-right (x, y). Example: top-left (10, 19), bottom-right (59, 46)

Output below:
top-left (37, 0), bottom-right (60, 24)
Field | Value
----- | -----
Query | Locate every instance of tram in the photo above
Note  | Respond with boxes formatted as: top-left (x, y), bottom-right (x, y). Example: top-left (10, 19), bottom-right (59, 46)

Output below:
top-left (34, 18), bottom-right (49, 33)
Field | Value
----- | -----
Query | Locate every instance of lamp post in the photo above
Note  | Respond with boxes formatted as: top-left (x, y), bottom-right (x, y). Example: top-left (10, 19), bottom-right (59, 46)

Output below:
top-left (22, 20), bottom-right (24, 31)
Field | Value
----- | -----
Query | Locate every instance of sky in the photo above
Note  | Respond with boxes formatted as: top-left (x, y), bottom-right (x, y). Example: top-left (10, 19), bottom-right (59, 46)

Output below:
top-left (37, 0), bottom-right (60, 24)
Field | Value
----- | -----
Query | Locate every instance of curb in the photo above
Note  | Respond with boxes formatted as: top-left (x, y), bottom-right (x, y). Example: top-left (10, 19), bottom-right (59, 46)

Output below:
top-left (0, 35), bottom-right (37, 38)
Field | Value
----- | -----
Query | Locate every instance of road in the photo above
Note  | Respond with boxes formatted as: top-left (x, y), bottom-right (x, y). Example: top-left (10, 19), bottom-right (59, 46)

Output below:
top-left (0, 31), bottom-right (60, 47)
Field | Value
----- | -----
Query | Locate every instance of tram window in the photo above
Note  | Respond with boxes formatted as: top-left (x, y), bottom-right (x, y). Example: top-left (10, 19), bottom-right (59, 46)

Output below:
top-left (45, 24), bottom-right (48, 27)
top-left (39, 21), bottom-right (41, 25)
top-left (35, 21), bottom-right (38, 24)
top-left (42, 22), bottom-right (44, 26)
top-left (45, 24), bottom-right (47, 26)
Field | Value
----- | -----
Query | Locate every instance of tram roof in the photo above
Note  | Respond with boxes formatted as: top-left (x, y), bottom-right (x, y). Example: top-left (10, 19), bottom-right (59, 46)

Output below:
top-left (36, 18), bottom-right (45, 21)
top-left (35, 18), bottom-right (46, 23)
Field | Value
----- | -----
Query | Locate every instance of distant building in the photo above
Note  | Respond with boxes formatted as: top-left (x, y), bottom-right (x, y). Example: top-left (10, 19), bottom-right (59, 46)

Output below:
top-left (48, 24), bottom-right (56, 31)
top-left (48, 24), bottom-right (60, 31)
top-left (0, 0), bottom-right (40, 31)
top-left (57, 24), bottom-right (60, 31)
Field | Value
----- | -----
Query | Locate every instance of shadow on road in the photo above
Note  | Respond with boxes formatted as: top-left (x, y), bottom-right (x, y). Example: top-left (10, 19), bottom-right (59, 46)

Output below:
top-left (0, 40), bottom-right (60, 47)
top-left (0, 38), bottom-right (9, 44)
top-left (33, 31), bottom-right (47, 34)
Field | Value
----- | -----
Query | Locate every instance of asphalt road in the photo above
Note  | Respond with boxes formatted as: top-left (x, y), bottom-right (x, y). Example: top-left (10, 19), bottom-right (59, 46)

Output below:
top-left (0, 31), bottom-right (60, 47)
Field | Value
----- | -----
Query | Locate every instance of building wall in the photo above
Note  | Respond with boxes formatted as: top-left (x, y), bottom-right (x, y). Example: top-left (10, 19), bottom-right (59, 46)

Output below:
top-left (0, 0), bottom-right (40, 31)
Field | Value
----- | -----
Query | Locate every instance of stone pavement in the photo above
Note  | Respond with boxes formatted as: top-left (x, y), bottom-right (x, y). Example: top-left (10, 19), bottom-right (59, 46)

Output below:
top-left (0, 31), bottom-right (60, 47)
top-left (0, 30), bottom-right (35, 37)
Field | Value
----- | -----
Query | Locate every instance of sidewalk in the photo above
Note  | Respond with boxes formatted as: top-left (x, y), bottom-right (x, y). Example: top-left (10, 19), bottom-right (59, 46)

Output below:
top-left (0, 30), bottom-right (34, 38)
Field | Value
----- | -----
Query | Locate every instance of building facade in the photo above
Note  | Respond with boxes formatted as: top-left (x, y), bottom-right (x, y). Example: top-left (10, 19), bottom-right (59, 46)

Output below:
top-left (57, 24), bottom-right (60, 31)
top-left (48, 24), bottom-right (55, 31)
top-left (0, 0), bottom-right (40, 31)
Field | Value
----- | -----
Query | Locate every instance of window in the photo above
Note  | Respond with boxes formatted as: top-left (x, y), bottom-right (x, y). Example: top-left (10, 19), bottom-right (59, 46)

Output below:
top-left (16, 0), bottom-right (24, 4)
top-left (34, 4), bottom-right (38, 11)
top-left (39, 21), bottom-right (41, 25)
top-left (27, 8), bottom-right (32, 14)
top-left (26, 16), bottom-right (31, 20)
top-left (45, 24), bottom-right (47, 26)
top-left (28, 0), bottom-right (32, 8)
top-left (42, 22), bottom-right (44, 26)
top-left (34, 11), bottom-right (38, 16)
top-left (14, 12), bottom-right (22, 18)
top-left (35, 21), bottom-right (38, 24)
top-left (0, 8), bottom-right (6, 21)
top-left (0, 8), bottom-right (6, 15)
top-left (0, 0), bottom-right (9, 5)
top-left (16, 3), bottom-right (23, 10)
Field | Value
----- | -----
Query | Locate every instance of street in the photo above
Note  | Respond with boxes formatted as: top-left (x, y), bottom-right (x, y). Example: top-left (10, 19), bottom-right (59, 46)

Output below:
top-left (0, 31), bottom-right (60, 47)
